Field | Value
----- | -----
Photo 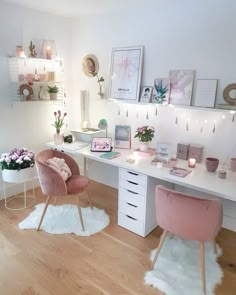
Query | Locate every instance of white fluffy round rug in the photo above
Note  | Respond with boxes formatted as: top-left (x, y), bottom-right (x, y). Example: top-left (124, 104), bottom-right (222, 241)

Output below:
top-left (145, 234), bottom-right (223, 295)
top-left (19, 204), bottom-right (110, 236)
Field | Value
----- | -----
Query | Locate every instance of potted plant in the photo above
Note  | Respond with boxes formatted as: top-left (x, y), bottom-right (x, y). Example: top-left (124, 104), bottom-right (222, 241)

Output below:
top-left (52, 110), bottom-right (67, 145)
top-left (48, 85), bottom-right (59, 100)
top-left (134, 126), bottom-right (155, 152)
top-left (0, 148), bottom-right (35, 183)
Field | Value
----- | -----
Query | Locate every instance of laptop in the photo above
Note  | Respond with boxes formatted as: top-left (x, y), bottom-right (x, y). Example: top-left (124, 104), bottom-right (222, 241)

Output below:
top-left (91, 137), bottom-right (112, 152)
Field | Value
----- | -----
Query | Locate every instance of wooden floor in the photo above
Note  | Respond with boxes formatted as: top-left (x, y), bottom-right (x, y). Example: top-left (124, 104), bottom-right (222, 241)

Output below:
top-left (0, 181), bottom-right (235, 295)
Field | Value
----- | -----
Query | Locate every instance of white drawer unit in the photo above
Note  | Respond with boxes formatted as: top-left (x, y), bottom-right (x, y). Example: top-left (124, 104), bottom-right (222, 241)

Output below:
top-left (119, 198), bottom-right (145, 221)
top-left (120, 169), bottom-right (147, 185)
top-left (119, 178), bottom-right (146, 195)
top-left (119, 187), bottom-right (145, 207)
top-left (118, 212), bottom-right (144, 237)
top-left (118, 168), bottom-right (158, 237)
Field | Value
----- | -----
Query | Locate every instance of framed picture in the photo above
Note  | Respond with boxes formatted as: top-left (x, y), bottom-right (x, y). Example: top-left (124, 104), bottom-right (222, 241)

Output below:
top-left (193, 79), bottom-right (218, 108)
top-left (169, 70), bottom-right (194, 106)
top-left (152, 78), bottom-right (170, 104)
top-left (114, 125), bottom-right (131, 149)
top-left (91, 137), bottom-right (112, 152)
top-left (139, 86), bottom-right (153, 103)
top-left (109, 46), bottom-right (143, 101)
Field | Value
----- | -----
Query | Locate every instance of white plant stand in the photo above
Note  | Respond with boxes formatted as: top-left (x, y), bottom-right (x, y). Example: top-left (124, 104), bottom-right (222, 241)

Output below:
top-left (2, 167), bottom-right (36, 210)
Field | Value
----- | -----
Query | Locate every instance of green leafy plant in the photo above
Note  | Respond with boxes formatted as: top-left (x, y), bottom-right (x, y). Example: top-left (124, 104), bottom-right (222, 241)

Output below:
top-left (48, 85), bottom-right (59, 93)
top-left (134, 126), bottom-right (155, 142)
top-left (154, 80), bottom-right (169, 103)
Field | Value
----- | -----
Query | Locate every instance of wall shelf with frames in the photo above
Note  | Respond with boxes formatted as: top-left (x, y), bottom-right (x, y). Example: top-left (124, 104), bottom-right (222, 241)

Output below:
top-left (8, 57), bottom-right (65, 103)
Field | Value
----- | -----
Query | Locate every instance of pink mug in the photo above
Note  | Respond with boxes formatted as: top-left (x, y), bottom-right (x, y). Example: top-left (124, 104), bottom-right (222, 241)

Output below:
top-left (231, 158), bottom-right (236, 171)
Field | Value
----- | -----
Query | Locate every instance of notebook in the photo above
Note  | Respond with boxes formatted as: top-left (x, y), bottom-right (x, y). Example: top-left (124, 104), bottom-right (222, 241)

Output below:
top-left (100, 151), bottom-right (121, 160)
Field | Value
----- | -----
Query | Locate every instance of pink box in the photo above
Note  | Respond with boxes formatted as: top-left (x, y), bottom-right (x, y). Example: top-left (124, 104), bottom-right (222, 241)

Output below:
top-left (177, 143), bottom-right (189, 160)
top-left (188, 145), bottom-right (203, 163)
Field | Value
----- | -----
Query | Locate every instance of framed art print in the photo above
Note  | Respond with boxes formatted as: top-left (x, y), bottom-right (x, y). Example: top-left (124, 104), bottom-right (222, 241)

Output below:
top-left (109, 46), bottom-right (143, 101)
top-left (194, 79), bottom-right (218, 108)
top-left (152, 78), bottom-right (170, 104)
top-left (169, 70), bottom-right (194, 106)
top-left (139, 86), bottom-right (153, 103)
top-left (114, 125), bottom-right (131, 149)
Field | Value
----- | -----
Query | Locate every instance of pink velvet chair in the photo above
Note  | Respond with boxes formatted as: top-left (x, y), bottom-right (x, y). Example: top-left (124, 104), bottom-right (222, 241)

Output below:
top-left (151, 185), bottom-right (223, 294)
top-left (35, 149), bottom-right (92, 232)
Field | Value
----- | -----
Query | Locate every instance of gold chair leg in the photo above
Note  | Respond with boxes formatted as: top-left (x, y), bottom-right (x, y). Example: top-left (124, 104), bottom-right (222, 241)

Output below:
top-left (78, 206), bottom-right (85, 231)
top-left (37, 195), bottom-right (51, 231)
top-left (212, 239), bottom-right (217, 254)
top-left (151, 230), bottom-right (168, 269)
top-left (85, 189), bottom-right (93, 209)
top-left (200, 241), bottom-right (206, 294)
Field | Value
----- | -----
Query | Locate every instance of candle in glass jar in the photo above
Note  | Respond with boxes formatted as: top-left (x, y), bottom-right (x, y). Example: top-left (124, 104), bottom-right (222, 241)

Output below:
top-left (46, 46), bottom-right (52, 59)
top-left (188, 158), bottom-right (196, 168)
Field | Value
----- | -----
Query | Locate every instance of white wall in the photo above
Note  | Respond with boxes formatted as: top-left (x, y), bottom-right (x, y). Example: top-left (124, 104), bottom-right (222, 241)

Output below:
top-left (0, 2), bottom-right (72, 194)
top-left (69, 0), bottom-right (236, 164)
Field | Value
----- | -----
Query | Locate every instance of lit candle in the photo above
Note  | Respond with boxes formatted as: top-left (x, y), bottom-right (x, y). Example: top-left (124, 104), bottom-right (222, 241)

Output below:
top-left (188, 158), bottom-right (196, 168)
top-left (46, 46), bottom-right (52, 59)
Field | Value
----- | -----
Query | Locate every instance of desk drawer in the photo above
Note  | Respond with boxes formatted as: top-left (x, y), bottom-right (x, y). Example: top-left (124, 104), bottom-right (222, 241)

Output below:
top-left (119, 199), bottom-right (145, 221)
top-left (119, 168), bottom-right (147, 186)
top-left (119, 187), bottom-right (145, 207)
top-left (119, 178), bottom-right (146, 195)
top-left (118, 212), bottom-right (144, 236)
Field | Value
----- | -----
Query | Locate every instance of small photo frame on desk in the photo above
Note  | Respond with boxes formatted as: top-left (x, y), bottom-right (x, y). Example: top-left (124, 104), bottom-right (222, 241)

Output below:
top-left (114, 125), bottom-right (131, 149)
top-left (91, 137), bottom-right (112, 152)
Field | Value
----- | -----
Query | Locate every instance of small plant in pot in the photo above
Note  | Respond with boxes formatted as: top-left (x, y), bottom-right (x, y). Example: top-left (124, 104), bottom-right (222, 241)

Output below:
top-left (48, 85), bottom-right (59, 100)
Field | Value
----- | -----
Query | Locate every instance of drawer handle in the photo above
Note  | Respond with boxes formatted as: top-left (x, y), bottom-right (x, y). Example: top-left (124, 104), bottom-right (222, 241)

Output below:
top-left (128, 171), bottom-right (138, 176)
top-left (126, 215), bottom-right (137, 221)
top-left (127, 202), bottom-right (137, 208)
top-left (127, 189), bottom-right (138, 195)
top-left (127, 180), bottom-right (138, 185)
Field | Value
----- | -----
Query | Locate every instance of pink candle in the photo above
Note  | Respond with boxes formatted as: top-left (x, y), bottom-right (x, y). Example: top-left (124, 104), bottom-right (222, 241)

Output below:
top-left (188, 158), bottom-right (196, 168)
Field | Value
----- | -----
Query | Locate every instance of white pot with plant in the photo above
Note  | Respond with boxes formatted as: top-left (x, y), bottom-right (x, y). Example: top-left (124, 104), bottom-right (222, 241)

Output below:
top-left (0, 148), bottom-right (35, 183)
top-left (48, 85), bottom-right (59, 100)
top-left (134, 126), bottom-right (155, 152)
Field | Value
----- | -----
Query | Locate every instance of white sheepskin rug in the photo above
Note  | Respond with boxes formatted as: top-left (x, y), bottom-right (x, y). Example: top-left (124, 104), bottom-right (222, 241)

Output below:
top-left (19, 204), bottom-right (110, 236)
top-left (144, 234), bottom-right (223, 295)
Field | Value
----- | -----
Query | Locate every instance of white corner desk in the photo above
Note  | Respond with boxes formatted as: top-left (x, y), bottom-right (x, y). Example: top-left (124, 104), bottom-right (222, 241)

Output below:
top-left (46, 142), bottom-right (236, 236)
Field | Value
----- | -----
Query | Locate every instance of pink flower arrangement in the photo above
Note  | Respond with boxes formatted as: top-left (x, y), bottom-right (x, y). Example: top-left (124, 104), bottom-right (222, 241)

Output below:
top-left (134, 126), bottom-right (155, 142)
top-left (0, 148), bottom-right (35, 170)
top-left (53, 110), bottom-right (67, 130)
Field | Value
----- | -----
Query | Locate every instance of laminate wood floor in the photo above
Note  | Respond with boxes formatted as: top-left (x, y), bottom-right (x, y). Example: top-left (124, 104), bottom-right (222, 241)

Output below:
top-left (0, 181), bottom-right (235, 295)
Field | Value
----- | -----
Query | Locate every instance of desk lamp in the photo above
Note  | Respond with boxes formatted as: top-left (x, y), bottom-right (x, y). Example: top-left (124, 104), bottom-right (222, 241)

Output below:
top-left (98, 119), bottom-right (108, 137)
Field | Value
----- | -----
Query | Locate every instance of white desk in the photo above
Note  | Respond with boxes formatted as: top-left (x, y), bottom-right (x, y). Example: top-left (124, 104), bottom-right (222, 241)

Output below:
top-left (47, 142), bottom-right (236, 234)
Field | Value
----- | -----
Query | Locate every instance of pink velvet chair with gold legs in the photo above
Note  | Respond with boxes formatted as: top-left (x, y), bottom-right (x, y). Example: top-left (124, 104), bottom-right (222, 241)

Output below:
top-left (35, 149), bottom-right (93, 232)
top-left (151, 185), bottom-right (223, 294)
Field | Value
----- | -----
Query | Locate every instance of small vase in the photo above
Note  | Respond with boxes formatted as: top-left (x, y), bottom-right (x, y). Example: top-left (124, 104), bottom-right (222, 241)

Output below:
top-left (139, 142), bottom-right (149, 152)
top-left (54, 129), bottom-right (64, 145)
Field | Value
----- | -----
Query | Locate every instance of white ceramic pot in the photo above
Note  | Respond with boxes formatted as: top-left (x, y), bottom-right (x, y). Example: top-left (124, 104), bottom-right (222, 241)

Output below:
top-left (139, 142), bottom-right (149, 152)
top-left (2, 167), bottom-right (35, 183)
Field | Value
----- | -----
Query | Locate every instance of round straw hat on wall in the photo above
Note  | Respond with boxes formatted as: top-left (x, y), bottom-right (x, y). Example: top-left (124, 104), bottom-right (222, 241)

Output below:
top-left (82, 54), bottom-right (99, 77)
